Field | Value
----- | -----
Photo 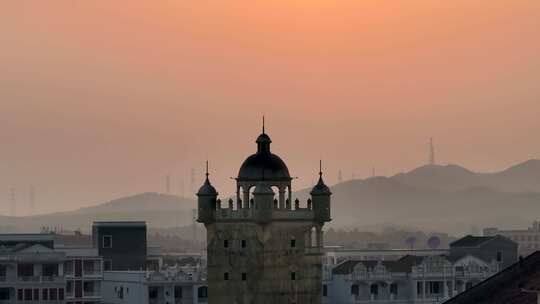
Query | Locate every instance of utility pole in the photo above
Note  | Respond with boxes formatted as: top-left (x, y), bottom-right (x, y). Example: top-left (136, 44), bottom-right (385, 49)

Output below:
top-left (9, 188), bottom-right (16, 217)
top-left (429, 137), bottom-right (436, 165)
top-left (29, 185), bottom-right (35, 216)
top-left (165, 175), bottom-right (171, 194)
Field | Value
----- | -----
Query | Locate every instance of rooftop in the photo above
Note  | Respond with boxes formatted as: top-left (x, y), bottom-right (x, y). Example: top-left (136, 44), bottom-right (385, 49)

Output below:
top-left (444, 251), bottom-right (540, 304)
top-left (92, 221), bottom-right (146, 227)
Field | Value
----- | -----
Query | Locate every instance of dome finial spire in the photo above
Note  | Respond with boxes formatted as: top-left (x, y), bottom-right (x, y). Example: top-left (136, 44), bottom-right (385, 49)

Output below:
top-left (205, 160), bottom-right (209, 178)
top-left (262, 115), bottom-right (265, 134)
top-left (319, 159), bottom-right (323, 177)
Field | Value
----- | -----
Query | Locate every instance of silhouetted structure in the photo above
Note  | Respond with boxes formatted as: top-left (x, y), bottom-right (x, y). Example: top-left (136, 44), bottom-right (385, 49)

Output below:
top-left (197, 125), bottom-right (331, 304)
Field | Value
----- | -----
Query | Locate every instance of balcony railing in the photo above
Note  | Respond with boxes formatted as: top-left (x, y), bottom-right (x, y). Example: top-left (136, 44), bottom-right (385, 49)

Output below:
top-left (17, 275), bottom-right (63, 283)
top-left (83, 291), bottom-right (101, 297)
top-left (83, 269), bottom-right (102, 276)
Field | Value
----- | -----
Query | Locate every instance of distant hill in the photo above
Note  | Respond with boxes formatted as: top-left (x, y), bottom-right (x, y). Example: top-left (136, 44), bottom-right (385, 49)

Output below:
top-left (294, 160), bottom-right (540, 234)
top-left (0, 193), bottom-right (196, 233)
top-left (2, 160), bottom-right (540, 235)
top-left (392, 159), bottom-right (540, 192)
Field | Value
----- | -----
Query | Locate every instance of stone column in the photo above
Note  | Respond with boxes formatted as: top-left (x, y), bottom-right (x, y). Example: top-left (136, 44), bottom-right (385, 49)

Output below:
top-left (422, 280), bottom-right (426, 299)
top-left (413, 280), bottom-right (417, 301)
top-left (279, 187), bottom-right (286, 209)
top-left (444, 280), bottom-right (449, 299)
top-left (243, 187), bottom-right (250, 209)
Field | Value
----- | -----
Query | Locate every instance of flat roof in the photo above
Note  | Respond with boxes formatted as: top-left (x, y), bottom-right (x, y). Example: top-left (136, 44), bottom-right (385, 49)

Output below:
top-left (92, 221), bottom-right (146, 227)
top-left (0, 234), bottom-right (55, 242)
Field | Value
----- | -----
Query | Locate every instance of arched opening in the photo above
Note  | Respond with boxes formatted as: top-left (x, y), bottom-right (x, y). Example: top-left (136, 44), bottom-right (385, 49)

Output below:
top-left (311, 227), bottom-right (318, 247)
top-left (370, 284), bottom-right (379, 299)
top-left (351, 284), bottom-right (359, 296)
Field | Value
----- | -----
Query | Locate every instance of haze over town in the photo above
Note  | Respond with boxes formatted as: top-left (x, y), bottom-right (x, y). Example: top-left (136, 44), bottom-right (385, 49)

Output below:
top-left (1, 1), bottom-right (540, 216)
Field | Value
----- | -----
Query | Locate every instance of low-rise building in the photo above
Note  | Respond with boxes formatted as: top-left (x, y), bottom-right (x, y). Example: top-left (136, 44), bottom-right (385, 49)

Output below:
top-left (484, 221), bottom-right (540, 257)
top-left (323, 235), bottom-right (518, 304)
top-left (0, 234), bottom-right (67, 303)
top-left (101, 266), bottom-right (208, 304)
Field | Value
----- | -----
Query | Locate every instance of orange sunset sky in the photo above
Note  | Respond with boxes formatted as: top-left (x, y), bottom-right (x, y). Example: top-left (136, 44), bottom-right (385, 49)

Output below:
top-left (1, 1), bottom-right (540, 215)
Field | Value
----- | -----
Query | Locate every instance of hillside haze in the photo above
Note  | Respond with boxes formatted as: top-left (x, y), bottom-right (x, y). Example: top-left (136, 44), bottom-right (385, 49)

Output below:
top-left (2, 160), bottom-right (539, 235)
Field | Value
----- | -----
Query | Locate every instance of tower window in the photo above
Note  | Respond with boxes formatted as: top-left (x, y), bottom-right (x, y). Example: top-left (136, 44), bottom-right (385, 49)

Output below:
top-left (242, 272), bottom-right (247, 281)
top-left (290, 272), bottom-right (296, 281)
top-left (103, 235), bottom-right (112, 248)
top-left (241, 240), bottom-right (246, 248)
top-left (290, 237), bottom-right (296, 248)
top-left (323, 284), bottom-right (328, 297)
top-left (224, 272), bottom-right (229, 280)
top-left (224, 240), bottom-right (228, 248)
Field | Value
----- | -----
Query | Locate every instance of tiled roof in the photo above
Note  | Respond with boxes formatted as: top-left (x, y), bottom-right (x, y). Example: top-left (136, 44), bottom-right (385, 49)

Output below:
top-left (450, 235), bottom-right (495, 247)
top-left (443, 251), bottom-right (540, 304)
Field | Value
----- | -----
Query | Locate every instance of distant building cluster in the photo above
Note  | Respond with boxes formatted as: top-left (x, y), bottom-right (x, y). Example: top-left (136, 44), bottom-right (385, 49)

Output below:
top-left (0, 221), bottom-right (207, 304)
top-left (322, 235), bottom-right (517, 304)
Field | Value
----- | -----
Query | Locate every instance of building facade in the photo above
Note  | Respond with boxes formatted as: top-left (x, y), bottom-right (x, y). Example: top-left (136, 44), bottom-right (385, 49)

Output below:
top-left (92, 222), bottom-right (147, 271)
top-left (0, 234), bottom-right (67, 303)
top-left (323, 235), bottom-right (518, 304)
top-left (325, 254), bottom-right (500, 304)
top-left (484, 221), bottom-right (540, 257)
top-left (197, 128), bottom-right (331, 304)
top-left (101, 265), bottom-right (208, 304)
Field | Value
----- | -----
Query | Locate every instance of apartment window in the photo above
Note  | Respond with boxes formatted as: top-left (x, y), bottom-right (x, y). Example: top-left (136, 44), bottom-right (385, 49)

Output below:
top-left (103, 235), bottom-right (113, 248)
top-left (323, 284), bottom-right (328, 297)
top-left (224, 272), bottom-right (229, 280)
top-left (17, 263), bottom-right (34, 277)
top-left (290, 272), bottom-right (296, 281)
top-left (24, 289), bottom-right (32, 301)
top-left (351, 284), bottom-right (359, 296)
top-left (33, 289), bottom-right (39, 301)
top-left (242, 272), bottom-right (247, 281)
top-left (149, 287), bottom-right (158, 299)
top-left (49, 288), bottom-right (57, 301)
top-left (174, 286), bottom-right (182, 299)
top-left (17, 289), bottom-right (23, 301)
top-left (224, 240), bottom-right (229, 248)
top-left (104, 260), bottom-right (112, 271)
top-left (390, 283), bottom-right (398, 295)
top-left (241, 240), bottom-right (247, 249)
top-left (42, 264), bottom-right (59, 277)
top-left (58, 288), bottom-right (64, 301)
top-left (497, 251), bottom-right (503, 263)
top-left (42, 288), bottom-right (48, 300)
top-left (198, 286), bottom-right (208, 298)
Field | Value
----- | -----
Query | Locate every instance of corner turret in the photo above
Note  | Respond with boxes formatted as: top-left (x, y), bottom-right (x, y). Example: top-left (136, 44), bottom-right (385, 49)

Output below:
top-left (197, 161), bottom-right (218, 224)
top-left (310, 161), bottom-right (331, 223)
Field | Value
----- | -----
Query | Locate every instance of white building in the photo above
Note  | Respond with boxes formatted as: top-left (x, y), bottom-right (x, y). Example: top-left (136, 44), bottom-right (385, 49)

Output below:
top-left (101, 266), bottom-right (208, 304)
top-left (56, 247), bottom-right (103, 304)
top-left (323, 254), bottom-right (499, 304)
top-left (0, 234), bottom-right (67, 303)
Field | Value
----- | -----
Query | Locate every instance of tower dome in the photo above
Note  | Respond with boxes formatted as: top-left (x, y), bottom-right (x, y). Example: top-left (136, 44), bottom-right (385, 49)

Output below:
top-left (310, 161), bottom-right (332, 195)
top-left (197, 162), bottom-right (218, 196)
top-left (237, 130), bottom-right (291, 182)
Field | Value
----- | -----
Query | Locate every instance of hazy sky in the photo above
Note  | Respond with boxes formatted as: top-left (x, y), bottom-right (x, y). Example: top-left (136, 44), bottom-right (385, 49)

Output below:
top-left (1, 1), bottom-right (539, 215)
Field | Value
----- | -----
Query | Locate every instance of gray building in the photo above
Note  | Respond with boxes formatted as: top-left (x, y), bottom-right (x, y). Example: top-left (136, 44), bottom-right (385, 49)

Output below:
top-left (92, 222), bottom-right (147, 271)
top-left (449, 235), bottom-right (517, 269)
top-left (197, 127), bottom-right (331, 304)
